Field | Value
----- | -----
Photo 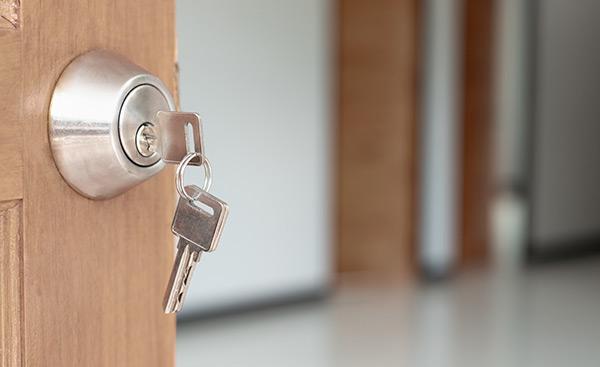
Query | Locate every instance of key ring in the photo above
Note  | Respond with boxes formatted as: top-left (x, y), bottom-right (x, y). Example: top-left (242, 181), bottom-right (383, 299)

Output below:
top-left (175, 152), bottom-right (212, 201)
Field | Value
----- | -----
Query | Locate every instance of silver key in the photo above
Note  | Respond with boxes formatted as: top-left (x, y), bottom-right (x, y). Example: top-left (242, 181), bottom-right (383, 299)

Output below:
top-left (155, 111), bottom-right (205, 165)
top-left (163, 185), bottom-right (229, 313)
top-left (163, 238), bottom-right (201, 314)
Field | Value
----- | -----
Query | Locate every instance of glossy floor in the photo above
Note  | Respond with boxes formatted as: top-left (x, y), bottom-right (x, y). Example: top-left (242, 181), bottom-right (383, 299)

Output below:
top-left (177, 256), bottom-right (600, 367)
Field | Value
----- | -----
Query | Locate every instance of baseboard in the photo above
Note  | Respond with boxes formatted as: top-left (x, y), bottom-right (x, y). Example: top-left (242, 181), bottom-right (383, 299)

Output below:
top-left (527, 233), bottom-right (600, 264)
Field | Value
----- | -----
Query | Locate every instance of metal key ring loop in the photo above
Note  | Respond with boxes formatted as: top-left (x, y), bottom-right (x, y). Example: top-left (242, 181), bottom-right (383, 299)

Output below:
top-left (176, 152), bottom-right (212, 201)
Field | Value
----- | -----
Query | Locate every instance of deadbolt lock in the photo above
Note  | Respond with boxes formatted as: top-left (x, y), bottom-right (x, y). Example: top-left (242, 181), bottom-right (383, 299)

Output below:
top-left (49, 49), bottom-right (202, 199)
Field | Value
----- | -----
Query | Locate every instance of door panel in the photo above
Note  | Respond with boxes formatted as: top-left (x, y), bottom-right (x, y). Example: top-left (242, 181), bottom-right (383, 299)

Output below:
top-left (0, 30), bottom-right (22, 201)
top-left (460, 0), bottom-right (495, 265)
top-left (338, 0), bottom-right (420, 275)
top-left (1, 1), bottom-right (176, 366)
top-left (0, 201), bottom-right (21, 367)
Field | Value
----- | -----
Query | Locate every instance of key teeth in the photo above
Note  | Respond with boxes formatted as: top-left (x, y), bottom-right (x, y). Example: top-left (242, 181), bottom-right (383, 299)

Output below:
top-left (163, 241), bottom-right (201, 314)
top-left (165, 187), bottom-right (229, 313)
top-left (162, 241), bottom-right (189, 314)
top-left (164, 301), bottom-right (181, 314)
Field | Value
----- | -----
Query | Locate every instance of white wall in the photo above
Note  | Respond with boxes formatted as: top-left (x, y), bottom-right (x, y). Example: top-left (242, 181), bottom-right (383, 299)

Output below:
top-left (419, 0), bottom-right (463, 276)
top-left (493, 0), bottom-right (529, 188)
top-left (176, 0), bottom-right (333, 314)
top-left (531, 0), bottom-right (600, 244)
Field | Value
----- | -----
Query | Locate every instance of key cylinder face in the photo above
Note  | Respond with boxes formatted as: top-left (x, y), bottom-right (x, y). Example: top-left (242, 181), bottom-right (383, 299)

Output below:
top-left (119, 84), bottom-right (171, 167)
top-left (48, 49), bottom-right (176, 199)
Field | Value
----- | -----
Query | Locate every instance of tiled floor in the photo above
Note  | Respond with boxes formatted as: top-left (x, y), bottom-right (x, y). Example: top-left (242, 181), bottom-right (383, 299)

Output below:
top-left (177, 256), bottom-right (600, 367)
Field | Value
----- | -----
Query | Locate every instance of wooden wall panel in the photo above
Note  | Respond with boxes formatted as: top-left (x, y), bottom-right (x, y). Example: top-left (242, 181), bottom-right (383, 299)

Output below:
top-left (337, 0), bottom-right (420, 274)
top-left (0, 11), bottom-right (23, 367)
top-left (0, 30), bottom-right (22, 201)
top-left (0, 201), bottom-right (22, 367)
top-left (460, 0), bottom-right (495, 265)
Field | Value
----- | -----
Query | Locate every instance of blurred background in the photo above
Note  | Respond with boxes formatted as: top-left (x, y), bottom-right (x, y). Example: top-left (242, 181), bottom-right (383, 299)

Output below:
top-left (176, 0), bottom-right (600, 366)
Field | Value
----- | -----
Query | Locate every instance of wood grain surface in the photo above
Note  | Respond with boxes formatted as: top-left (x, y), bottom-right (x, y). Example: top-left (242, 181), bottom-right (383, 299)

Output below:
top-left (460, 0), bottom-right (495, 265)
top-left (0, 201), bottom-right (22, 367)
top-left (0, 30), bottom-right (22, 202)
top-left (0, 0), bottom-right (19, 29)
top-left (1, 1), bottom-right (177, 366)
top-left (337, 0), bottom-right (420, 275)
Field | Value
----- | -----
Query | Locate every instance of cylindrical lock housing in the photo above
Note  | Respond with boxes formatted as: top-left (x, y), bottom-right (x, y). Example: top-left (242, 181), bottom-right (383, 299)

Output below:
top-left (49, 50), bottom-right (176, 199)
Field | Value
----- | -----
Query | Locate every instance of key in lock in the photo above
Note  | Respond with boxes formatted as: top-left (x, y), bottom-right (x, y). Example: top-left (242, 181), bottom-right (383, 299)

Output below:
top-left (49, 49), bottom-right (231, 315)
top-left (134, 111), bottom-right (205, 167)
top-left (49, 49), bottom-right (205, 199)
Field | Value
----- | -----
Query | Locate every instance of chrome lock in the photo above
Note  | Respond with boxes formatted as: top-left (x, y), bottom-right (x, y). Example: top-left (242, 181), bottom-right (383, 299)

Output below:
top-left (49, 50), bottom-right (203, 199)
top-left (49, 50), bottom-right (230, 314)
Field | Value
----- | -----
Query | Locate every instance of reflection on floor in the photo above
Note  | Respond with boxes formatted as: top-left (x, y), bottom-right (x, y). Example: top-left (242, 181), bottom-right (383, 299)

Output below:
top-left (177, 257), bottom-right (600, 367)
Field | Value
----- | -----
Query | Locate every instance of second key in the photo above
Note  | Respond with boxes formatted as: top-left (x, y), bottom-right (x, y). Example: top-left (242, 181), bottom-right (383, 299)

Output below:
top-left (163, 184), bottom-right (229, 313)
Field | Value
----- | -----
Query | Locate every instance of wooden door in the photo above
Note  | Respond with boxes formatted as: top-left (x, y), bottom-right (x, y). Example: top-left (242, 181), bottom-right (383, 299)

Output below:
top-left (460, 0), bottom-right (495, 266)
top-left (337, 0), bottom-right (420, 275)
top-left (0, 1), bottom-right (176, 366)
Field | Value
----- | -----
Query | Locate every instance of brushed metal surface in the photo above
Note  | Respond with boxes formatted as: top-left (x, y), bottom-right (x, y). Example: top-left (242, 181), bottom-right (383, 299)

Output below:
top-left (156, 111), bottom-right (204, 166)
top-left (120, 84), bottom-right (170, 166)
top-left (163, 184), bottom-right (229, 313)
top-left (49, 49), bottom-right (176, 199)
